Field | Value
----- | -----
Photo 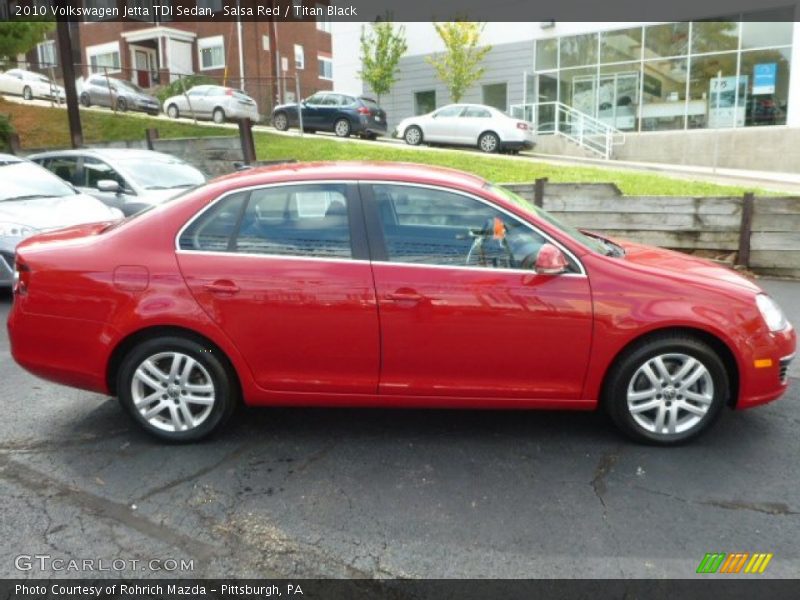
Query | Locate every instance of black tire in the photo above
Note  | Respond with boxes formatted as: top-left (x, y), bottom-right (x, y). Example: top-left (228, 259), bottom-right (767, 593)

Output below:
top-left (273, 111), bottom-right (289, 131)
top-left (334, 118), bottom-right (351, 137)
top-left (22, 86), bottom-right (32, 101)
top-left (478, 131), bottom-right (500, 153)
top-left (80, 93), bottom-right (91, 107)
top-left (116, 97), bottom-right (128, 112)
top-left (212, 107), bottom-right (226, 124)
top-left (117, 336), bottom-right (239, 442)
top-left (603, 334), bottom-right (728, 446)
top-left (404, 125), bottom-right (423, 146)
top-left (167, 104), bottom-right (179, 119)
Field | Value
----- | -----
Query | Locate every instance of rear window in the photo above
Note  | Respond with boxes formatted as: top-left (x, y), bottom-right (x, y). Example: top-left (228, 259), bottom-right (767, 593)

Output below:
top-left (360, 97), bottom-right (379, 109)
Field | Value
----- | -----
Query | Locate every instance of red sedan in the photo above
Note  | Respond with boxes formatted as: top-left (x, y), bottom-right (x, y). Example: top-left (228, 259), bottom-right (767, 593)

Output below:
top-left (7, 162), bottom-right (796, 444)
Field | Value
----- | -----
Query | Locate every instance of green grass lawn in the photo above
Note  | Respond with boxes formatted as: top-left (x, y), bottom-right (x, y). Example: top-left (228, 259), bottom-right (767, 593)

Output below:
top-left (2, 98), bottom-right (764, 196)
top-left (254, 133), bottom-right (763, 196)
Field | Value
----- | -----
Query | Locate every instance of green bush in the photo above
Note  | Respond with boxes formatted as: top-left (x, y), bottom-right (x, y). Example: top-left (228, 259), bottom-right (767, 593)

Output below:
top-left (156, 74), bottom-right (217, 103)
top-left (0, 114), bottom-right (14, 153)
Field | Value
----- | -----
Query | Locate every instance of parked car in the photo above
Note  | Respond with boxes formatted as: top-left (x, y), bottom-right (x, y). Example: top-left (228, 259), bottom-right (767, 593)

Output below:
top-left (162, 85), bottom-right (260, 123)
top-left (29, 149), bottom-right (207, 216)
top-left (0, 68), bottom-right (65, 101)
top-left (395, 104), bottom-right (535, 153)
top-left (271, 93), bottom-right (387, 139)
top-left (0, 154), bottom-right (122, 287)
top-left (7, 162), bottom-right (795, 444)
top-left (80, 75), bottom-right (161, 115)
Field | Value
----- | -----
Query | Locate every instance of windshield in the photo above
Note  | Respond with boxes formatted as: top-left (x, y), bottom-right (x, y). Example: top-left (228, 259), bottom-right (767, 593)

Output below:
top-left (488, 183), bottom-right (609, 255)
top-left (0, 162), bottom-right (76, 201)
top-left (117, 159), bottom-right (206, 190)
top-left (116, 80), bottom-right (143, 94)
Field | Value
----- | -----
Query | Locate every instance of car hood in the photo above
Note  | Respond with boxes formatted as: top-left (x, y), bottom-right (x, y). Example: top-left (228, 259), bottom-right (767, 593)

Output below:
top-left (0, 193), bottom-right (121, 231)
top-left (614, 238), bottom-right (761, 293)
top-left (273, 102), bottom-right (300, 112)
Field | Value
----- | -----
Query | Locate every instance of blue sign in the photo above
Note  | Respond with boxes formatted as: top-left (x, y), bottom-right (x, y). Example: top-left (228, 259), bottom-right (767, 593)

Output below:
top-left (753, 63), bottom-right (777, 95)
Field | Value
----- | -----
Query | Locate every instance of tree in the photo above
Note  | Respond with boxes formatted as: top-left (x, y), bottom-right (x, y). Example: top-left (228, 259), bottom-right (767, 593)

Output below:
top-left (427, 22), bottom-right (491, 103)
top-left (359, 21), bottom-right (408, 104)
top-left (0, 22), bottom-right (54, 63)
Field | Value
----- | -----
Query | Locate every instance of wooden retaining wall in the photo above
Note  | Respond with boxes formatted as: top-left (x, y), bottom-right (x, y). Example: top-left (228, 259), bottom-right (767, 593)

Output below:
top-left (504, 182), bottom-right (800, 279)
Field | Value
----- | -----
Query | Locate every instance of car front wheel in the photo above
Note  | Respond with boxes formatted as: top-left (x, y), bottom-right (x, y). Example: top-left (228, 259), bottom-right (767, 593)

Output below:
top-left (334, 118), bottom-right (351, 137)
top-left (404, 125), bottom-right (423, 146)
top-left (22, 86), bottom-right (32, 101)
top-left (80, 93), bottom-right (91, 107)
top-left (118, 336), bottom-right (238, 442)
top-left (604, 334), bottom-right (728, 445)
top-left (167, 104), bottom-right (179, 119)
top-left (478, 131), bottom-right (500, 153)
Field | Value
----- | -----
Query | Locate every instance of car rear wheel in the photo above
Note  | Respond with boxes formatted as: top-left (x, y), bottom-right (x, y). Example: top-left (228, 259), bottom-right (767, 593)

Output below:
top-left (334, 118), bottom-right (351, 137)
top-left (273, 112), bottom-right (289, 131)
top-left (80, 93), bottom-right (91, 107)
top-left (404, 125), bottom-right (423, 146)
top-left (604, 334), bottom-right (728, 445)
top-left (22, 86), bottom-right (32, 101)
top-left (213, 108), bottom-right (226, 124)
top-left (118, 336), bottom-right (238, 442)
top-left (167, 104), bottom-right (179, 119)
top-left (478, 131), bottom-right (500, 153)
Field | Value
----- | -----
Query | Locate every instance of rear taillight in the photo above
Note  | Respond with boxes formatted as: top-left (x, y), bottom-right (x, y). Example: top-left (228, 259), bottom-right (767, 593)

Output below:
top-left (225, 88), bottom-right (234, 96)
top-left (14, 261), bottom-right (30, 295)
top-left (516, 122), bottom-right (529, 130)
top-left (357, 106), bottom-right (370, 115)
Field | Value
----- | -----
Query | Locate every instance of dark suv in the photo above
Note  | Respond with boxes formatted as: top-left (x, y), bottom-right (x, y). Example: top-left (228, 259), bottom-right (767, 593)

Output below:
top-left (271, 93), bottom-right (387, 139)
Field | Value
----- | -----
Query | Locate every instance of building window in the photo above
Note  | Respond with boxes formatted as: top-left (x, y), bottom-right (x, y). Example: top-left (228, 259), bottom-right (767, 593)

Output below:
top-left (414, 90), bottom-right (436, 115)
top-left (198, 35), bottom-right (225, 70)
top-left (531, 18), bottom-right (794, 132)
top-left (482, 83), bottom-right (507, 111)
top-left (316, 3), bottom-right (331, 33)
top-left (294, 44), bottom-right (305, 70)
top-left (37, 40), bottom-right (57, 67)
top-left (318, 56), bottom-right (333, 80)
top-left (87, 42), bottom-right (121, 74)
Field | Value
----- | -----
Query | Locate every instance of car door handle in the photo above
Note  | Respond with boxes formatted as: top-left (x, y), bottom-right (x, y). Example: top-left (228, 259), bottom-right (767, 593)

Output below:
top-left (203, 280), bottom-right (240, 295)
top-left (385, 290), bottom-right (423, 303)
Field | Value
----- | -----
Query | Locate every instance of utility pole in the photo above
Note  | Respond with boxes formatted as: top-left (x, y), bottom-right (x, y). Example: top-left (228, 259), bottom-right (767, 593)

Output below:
top-left (55, 19), bottom-right (83, 148)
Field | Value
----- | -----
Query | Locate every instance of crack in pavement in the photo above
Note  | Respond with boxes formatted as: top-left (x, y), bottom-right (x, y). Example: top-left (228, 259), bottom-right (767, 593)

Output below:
top-left (590, 450), bottom-right (620, 510)
top-left (0, 429), bottom-right (132, 454)
top-left (135, 441), bottom-right (254, 502)
top-left (634, 485), bottom-right (800, 516)
top-left (0, 453), bottom-right (219, 563)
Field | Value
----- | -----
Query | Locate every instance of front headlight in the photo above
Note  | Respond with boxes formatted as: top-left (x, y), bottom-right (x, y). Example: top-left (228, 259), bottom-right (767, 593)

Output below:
top-left (0, 222), bottom-right (38, 238)
top-left (756, 294), bottom-right (789, 332)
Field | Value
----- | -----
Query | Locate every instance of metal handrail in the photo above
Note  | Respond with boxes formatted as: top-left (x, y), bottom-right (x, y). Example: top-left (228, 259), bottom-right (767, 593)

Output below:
top-left (510, 101), bottom-right (626, 159)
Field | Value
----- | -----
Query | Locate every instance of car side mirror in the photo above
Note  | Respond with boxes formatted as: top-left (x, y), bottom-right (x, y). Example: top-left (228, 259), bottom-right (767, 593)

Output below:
top-left (96, 179), bottom-right (120, 194)
top-left (535, 243), bottom-right (568, 275)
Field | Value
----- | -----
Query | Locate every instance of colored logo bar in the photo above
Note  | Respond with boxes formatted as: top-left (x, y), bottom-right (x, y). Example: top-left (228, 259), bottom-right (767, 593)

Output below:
top-left (697, 553), bottom-right (773, 574)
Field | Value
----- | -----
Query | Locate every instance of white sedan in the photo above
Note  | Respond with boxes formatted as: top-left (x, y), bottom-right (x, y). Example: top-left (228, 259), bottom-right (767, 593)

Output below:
top-left (395, 104), bottom-right (535, 153)
top-left (162, 85), bottom-right (260, 123)
top-left (0, 69), bottom-right (65, 101)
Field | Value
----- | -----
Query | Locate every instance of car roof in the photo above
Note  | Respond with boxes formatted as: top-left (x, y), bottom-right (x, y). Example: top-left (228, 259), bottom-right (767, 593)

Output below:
top-left (0, 153), bottom-right (23, 165)
top-left (211, 161), bottom-right (488, 192)
top-left (27, 148), bottom-right (183, 162)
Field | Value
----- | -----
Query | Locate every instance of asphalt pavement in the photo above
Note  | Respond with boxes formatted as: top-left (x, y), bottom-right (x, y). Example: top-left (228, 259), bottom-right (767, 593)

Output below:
top-left (0, 278), bottom-right (798, 579)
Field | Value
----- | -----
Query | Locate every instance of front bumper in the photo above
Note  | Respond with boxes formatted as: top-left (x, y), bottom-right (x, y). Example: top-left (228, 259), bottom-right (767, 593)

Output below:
top-left (0, 250), bottom-right (13, 287)
top-left (737, 326), bottom-right (796, 409)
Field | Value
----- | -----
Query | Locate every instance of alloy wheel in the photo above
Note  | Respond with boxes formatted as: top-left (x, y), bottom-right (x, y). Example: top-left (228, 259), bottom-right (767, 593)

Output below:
top-left (334, 119), bottom-right (351, 137)
top-left (405, 126), bottom-right (422, 145)
top-left (626, 353), bottom-right (714, 436)
top-left (131, 351), bottom-right (216, 433)
top-left (479, 133), bottom-right (499, 153)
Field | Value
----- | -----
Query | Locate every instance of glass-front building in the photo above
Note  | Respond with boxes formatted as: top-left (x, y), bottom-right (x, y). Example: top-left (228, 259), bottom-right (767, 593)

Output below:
top-left (530, 12), bottom-right (794, 132)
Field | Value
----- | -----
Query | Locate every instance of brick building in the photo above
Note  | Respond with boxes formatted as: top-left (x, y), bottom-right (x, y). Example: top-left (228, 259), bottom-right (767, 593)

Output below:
top-left (6, 0), bottom-right (334, 111)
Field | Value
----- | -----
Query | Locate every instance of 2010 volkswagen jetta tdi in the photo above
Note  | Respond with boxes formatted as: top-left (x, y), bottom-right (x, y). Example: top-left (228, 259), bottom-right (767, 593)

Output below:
top-left (7, 162), bottom-right (795, 444)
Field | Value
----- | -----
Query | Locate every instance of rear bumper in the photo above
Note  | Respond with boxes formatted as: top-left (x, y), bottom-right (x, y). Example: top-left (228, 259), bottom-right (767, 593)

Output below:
top-left (500, 140), bottom-right (535, 151)
top-left (7, 303), bottom-right (116, 394)
top-left (354, 117), bottom-right (387, 136)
